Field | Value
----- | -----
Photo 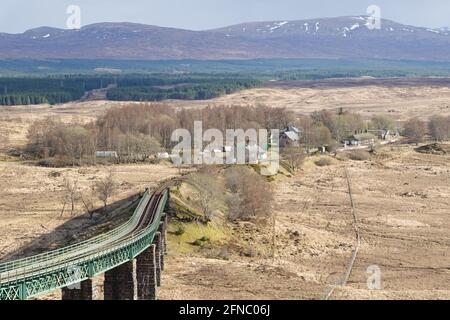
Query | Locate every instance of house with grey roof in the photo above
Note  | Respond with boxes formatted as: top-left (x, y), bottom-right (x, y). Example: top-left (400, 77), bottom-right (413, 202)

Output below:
top-left (280, 125), bottom-right (301, 147)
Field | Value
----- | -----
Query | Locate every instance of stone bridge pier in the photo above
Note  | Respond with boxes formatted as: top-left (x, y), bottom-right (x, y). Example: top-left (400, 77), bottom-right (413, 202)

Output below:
top-left (61, 214), bottom-right (168, 300)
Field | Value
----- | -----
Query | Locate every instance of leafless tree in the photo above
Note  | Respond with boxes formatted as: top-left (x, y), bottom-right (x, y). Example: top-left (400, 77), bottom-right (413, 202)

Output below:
top-left (61, 177), bottom-right (79, 217)
top-left (27, 117), bottom-right (96, 165)
top-left (282, 147), bottom-right (305, 173)
top-left (429, 116), bottom-right (450, 141)
top-left (403, 118), bottom-right (426, 144)
top-left (225, 167), bottom-right (273, 222)
top-left (95, 171), bottom-right (117, 215)
top-left (80, 184), bottom-right (96, 219)
top-left (311, 109), bottom-right (366, 141)
top-left (113, 133), bottom-right (161, 162)
top-left (187, 172), bottom-right (223, 223)
top-left (369, 114), bottom-right (397, 131)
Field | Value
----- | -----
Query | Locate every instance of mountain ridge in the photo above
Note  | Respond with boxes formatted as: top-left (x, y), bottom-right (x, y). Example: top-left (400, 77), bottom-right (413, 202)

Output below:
top-left (1, 16), bottom-right (449, 61)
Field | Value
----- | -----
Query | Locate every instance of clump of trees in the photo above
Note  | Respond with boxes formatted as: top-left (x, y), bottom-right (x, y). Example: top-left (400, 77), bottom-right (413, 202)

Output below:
top-left (182, 166), bottom-right (274, 225)
top-left (296, 116), bottom-right (334, 152)
top-left (225, 167), bottom-right (273, 221)
top-left (282, 147), bottom-right (305, 173)
top-left (369, 114), bottom-right (397, 131)
top-left (96, 104), bottom-right (177, 150)
top-left (429, 115), bottom-right (450, 141)
top-left (303, 109), bottom-right (368, 147)
top-left (403, 118), bottom-right (426, 144)
top-left (186, 169), bottom-right (224, 223)
top-left (27, 103), bottom-right (291, 166)
top-left (0, 75), bottom-right (260, 106)
top-left (96, 103), bottom-right (296, 150)
top-left (310, 109), bottom-right (367, 142)
top-left (95, 171), bottom-right (118, 215)
top-left (27, 118), bottom-right (97, 166)
top-left (26, 108), bottom-right (166, 165)
top-left (111, 133), bottom-right (161, 162)
top-left (27, 101), bottom-right (448, 169)
top-left (0, 77), bottom-right (113, 106)
top-left (60, 177), bottom-right (79, 217)
top-left (106, 79), bottom-right (261, 102)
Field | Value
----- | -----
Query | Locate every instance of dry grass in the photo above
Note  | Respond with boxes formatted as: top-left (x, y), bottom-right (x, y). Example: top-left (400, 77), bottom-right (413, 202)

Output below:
top-left (2, 83), bottom-right (449, 151)
top-left (159, 143), bottom-right (450, 300)
top-left (209, 85), bottom-right (450, 121)
top-left (1, 83), bottom-right (449, 300)
top-left (0, 162), bottom-right (179, 260)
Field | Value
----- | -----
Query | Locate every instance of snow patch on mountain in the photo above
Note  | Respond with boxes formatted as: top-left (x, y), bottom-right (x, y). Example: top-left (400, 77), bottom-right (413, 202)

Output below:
top-left (268, 21), bottom-right (289, 31)
top-left (427, 29), bottom-right (440, 34)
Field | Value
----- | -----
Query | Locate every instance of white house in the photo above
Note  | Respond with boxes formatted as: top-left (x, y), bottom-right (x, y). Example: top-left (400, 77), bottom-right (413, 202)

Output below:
top-left (95, 151), bottom-right (118, 158)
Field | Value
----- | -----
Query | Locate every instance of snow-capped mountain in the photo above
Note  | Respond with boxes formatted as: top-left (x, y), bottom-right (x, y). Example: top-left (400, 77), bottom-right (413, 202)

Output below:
top-left (0, 17), bottom-right (449, 61)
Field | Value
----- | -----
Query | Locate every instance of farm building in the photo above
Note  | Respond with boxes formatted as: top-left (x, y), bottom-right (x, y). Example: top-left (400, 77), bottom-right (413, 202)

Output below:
top-left (279, 125), bottom-right (302, 147)
top-left (95, 151), bottom-right (118, 158)
top-left (343, 133), bottom-right (377, 147)
top-left (367, 129), bottom-right (399, 142)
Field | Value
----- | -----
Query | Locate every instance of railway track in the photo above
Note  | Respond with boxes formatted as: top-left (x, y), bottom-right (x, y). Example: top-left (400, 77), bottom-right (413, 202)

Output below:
top-left (0, 179), bottom-right (176, 300)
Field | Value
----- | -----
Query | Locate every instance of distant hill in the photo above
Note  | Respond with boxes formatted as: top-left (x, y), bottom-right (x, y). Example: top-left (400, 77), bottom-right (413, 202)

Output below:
top-left (1, 17), bottom-right (450, 61)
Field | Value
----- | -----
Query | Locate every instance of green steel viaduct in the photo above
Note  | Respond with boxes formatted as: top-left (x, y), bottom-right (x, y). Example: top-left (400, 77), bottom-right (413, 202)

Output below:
top-left (0, 181), bottom-right (172, 300)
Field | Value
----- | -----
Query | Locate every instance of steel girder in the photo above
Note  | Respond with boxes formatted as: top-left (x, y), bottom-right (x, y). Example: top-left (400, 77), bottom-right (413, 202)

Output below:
top-left (0, 190), bottom-right (167, 300)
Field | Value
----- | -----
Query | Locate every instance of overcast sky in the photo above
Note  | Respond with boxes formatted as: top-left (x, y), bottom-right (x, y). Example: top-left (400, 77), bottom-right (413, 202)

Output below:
top-left (0, 0), bottom-right (449, 33)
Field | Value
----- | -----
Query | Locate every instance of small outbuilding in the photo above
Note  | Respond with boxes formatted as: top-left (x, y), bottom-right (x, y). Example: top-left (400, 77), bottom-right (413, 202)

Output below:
top-left (343, 133), bottom-right (377, 147)
top-left (95, 151), bottom-right (118, 158)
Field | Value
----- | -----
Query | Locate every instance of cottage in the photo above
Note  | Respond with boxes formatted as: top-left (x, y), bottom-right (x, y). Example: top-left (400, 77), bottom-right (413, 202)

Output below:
top-left (367, 129), bottom-right (399, 142)
top-left (343, 133), bottom-right (377, 147)
top-left (280, 125), bottom-right (301, 147)
top-left (95, 151), bottom-right (118, 158)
